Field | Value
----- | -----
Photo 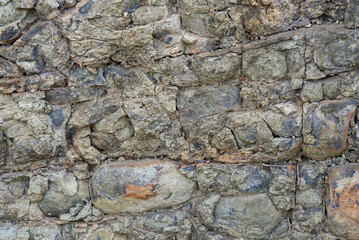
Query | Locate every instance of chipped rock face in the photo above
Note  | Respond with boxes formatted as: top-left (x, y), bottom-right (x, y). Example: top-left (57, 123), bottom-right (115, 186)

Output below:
top-left (303, 99), bottom-right (358, 160)
top-left (39, 170), bottom-right (90, 217)
top-left (91, 159), bottom-right (197, 213)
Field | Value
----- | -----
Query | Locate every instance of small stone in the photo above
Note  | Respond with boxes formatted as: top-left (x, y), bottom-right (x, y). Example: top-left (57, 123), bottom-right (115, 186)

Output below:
top-left (183, 33), bottom-right (197, 45)
top-left (28, 175), bottom-right (48, 202)
top-left (301, 81), bottom-right (323, 102)
top-left (290, 78), bottom-right (303, 89)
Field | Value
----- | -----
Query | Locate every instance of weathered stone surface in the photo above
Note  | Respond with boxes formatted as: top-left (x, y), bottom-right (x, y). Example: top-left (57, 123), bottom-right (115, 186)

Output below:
top-left (306, 26), bottom-right (359, 75)
top-left (1, 0), bottom-right (359, 238)
top-left (240, 80), bottom-right (298, 109)
top-left (345, 1), bottom-right (359, 27)
top-left (0, 1), bottom-right (34, 44)
top-left (195, 163), bottom-right (295, 210)
top-left (178, 85), bottom-right (241, 123)
top-left (190, 53), bottom-right (241, 84)
top-left (39, 170), bottom-right (90, 217)
top-left (0, 224), bottom-right (62, 240)
top-left (327, 164), bottom-right (359, 239)
top-left (0, 173), bottom-right (29, 221)
top-left (151, 56), bottom-right (199, 86)
top-left (243, 49), bottom-right (287, 82)
top-left (242, 42), bottom-right (305, 82)
top-left (0, 92), bottom-right (70, 167)
top-left (132, 6), bottom-right (168, 25)
top-left (59, 1), bottom-right (183, 67)
top-left (214, 194), bottom-right (283, 238)
top-left (226, 104), bottom-right (302, 162)
top-left (8, 21), bottom-right (70, 74)
top-left (293, 163), bottom-right (325, 238)
top-left (91, 159), bottom-right (197, 213)
top-left (241, 0), bottom-right (301, 38)
top-left (303, 99), bottom-right (358, 160)
top-left (190, 163), bottom-right (294, 239)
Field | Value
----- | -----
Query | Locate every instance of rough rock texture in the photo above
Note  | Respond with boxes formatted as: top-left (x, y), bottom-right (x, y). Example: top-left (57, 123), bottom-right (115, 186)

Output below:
top-left (1, 0), bottom-right (359, 239)
top-left (327, 164), bottom-right (359, 239)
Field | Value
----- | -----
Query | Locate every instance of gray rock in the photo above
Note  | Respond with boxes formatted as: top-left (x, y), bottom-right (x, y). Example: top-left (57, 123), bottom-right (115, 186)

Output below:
top-left (39, 170), bottom-right (89, 217)
top-left (191, 53), bottom-right (241, 84)
top-left (91, 159), bottom-right (197, 213)
top-left (303, 99), bottom-right (358, 160)
top-left (214, 194), bottom-right (283, 238)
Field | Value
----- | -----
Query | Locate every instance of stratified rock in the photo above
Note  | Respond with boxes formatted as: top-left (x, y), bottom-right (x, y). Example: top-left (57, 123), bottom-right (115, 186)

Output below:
top-left (91, 159), bottom-right (197, 213)
top-left (303, 99), bottom-right (358, 160)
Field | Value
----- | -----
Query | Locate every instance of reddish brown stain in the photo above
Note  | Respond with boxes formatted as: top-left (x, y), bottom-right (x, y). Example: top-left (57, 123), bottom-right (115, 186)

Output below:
top-left (123, 183), bottom-right (157, 200)
top-left (337, 181), bottom-right (359, 223)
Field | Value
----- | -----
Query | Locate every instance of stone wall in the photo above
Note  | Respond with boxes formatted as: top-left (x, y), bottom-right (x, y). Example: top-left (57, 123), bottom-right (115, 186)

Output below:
top-left (1, 0), bottom-right (359, 239)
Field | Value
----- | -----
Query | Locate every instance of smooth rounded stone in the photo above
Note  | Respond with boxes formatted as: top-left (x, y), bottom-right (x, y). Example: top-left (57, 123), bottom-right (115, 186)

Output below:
top-left (213, 193), bottom-right (283, 238)
top-left (303, 99), bottom-right (358, 160)
top-left (242, 49), bottom-right (287, 82)
top-left (327, 164), bottom-right (359, 239)
top-left (91, 159), bottom-right (197, 213)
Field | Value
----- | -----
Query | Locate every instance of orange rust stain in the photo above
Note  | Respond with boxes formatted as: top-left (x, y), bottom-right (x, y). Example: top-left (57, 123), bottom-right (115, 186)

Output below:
top-left (338, 181), bottom-right (359, 222)
top-left (123, 183), bottom-right (157, 200)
